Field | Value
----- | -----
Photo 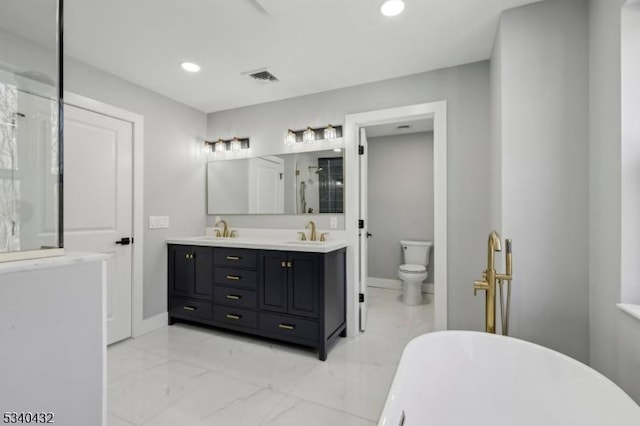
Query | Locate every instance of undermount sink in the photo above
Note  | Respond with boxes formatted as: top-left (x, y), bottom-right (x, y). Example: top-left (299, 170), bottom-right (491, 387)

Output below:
top-left (286, 240), bottom-right (326, 244)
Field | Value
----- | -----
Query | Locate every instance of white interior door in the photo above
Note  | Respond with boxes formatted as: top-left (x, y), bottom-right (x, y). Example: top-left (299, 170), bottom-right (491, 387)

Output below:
top-left (359, 128), bottom-right (369, 331)
top-left (64, 105), bottom-right (133, 345)
top-left (250, 156), bottom-right (284, 213)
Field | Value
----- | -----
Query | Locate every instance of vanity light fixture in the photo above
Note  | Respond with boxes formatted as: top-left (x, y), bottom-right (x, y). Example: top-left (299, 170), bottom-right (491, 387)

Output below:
top-left (214, 138), bottom-right (226, 153)
top-left (284, 129), bottom-right (296, 146)
top-left (181, 62), bottom-right (201, 72)
top-left (205, 137), bottom-right (250, 153)
top-left (303, 127), bottom-right (316, 143)
top-left (380, 0), bottom-right (405, 17)
top-left (230, 137), bottom-right (242, 152)
top-left (324, 124), bottom-right (337, 140)
top-left (283, 125), bottom-right (343, 146)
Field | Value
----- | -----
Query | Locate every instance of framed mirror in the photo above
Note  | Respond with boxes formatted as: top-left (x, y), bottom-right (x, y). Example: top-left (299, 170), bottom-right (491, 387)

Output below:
top-left (207, 149), bottom-right (344, 215)
top-left (0, 0), bottom-right (64, 261)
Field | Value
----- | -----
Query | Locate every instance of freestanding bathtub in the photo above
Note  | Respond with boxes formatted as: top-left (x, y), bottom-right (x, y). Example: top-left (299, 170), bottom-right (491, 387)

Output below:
top-left (378, 331), bottom-right (640, 425)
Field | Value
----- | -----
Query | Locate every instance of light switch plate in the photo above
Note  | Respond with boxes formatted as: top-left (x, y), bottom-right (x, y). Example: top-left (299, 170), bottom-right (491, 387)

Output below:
top-left (149, 216), bottom-right (169, 229)
top-left (330, 216), bottom-right (338, 229)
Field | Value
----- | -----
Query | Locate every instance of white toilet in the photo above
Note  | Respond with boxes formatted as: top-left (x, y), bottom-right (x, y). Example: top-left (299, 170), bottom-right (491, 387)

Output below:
top-left (398, 240), bottom-right (433, 305)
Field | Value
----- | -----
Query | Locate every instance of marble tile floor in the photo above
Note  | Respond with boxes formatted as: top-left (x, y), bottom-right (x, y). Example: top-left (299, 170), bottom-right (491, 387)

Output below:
top-left (107, 288), bottom-right (435, 426)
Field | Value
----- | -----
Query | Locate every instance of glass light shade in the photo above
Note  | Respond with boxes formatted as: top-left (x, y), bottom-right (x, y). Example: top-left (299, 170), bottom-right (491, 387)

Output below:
top-left (284, 129), bottom-right (296, 146)
top-left (303, 127), bottom-right (315, 143)
top-left (214, 139), bottom-right (226, 153)
top-left (230, 137), bottom-right (242, 152)
top-left (324, 124), bottom-right (337, 140)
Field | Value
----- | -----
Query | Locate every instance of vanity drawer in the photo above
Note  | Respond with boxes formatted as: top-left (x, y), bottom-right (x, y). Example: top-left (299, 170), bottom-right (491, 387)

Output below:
top-left (215, 268), bottom-right (257, 290)
top-left (213, 306), bottom-right (258, 329)
top-left (170, 297), bottom-right (213, 321)
top-left (214, 248), bottom-right (257, 269)
top-left (214, 287), bottom-right (257, 309)
top-left (259, 312), bottom-right (318, 342)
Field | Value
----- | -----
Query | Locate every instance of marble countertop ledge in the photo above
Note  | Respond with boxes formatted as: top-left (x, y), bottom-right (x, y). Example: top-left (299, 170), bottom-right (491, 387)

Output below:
top-left (0, 251), bottom-right (108, 275)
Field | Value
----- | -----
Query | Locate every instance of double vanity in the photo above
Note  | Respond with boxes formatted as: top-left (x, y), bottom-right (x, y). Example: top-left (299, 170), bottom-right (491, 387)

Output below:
top-left (166, 231), bottom-right (347, 360)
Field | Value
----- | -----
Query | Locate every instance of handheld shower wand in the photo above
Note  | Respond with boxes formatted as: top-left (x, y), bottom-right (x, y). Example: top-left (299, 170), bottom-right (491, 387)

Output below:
top-left (497, 239), bottom-right (513, 335)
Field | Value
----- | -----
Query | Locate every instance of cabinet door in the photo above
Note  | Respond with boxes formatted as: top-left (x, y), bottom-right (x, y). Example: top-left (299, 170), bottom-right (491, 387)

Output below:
top-left (169, 245), bottom-right (195, 298)
top-left (260, 251), bottom-right (288, 313)
top-left (192, 246), bottom-right (213, 299)
top-left (288, 252), bottom-right (319, 318)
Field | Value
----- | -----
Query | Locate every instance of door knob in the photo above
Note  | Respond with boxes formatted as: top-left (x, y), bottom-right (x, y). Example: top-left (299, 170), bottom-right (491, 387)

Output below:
top-left (115, 237), bottom-right (132, 245)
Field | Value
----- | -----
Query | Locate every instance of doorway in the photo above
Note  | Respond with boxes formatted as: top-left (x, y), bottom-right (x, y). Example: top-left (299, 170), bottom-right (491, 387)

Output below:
top-left (64, 93), bottom-right (146, 343)
top-left (344, 101), bottom-right (448, 335)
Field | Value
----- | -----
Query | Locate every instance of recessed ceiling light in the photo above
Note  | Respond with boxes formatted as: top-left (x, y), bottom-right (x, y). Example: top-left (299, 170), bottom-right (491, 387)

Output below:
top-left (181, 62), bottom-right (201, 73)
top-left (380, 0), bottom-right (405, 17)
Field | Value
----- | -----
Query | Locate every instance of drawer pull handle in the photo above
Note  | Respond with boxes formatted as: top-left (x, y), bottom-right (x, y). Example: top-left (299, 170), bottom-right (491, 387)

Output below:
top-left (281, 261), bottom-right (286, 268)
top-left (226, 314), bottom-right (242, 320)
top-left (226, 294), bottom-right (241, 300)
top-left (226, 275), bottom-right (241, 280)
top-left (287, 261), bottom-right (292, 268)
top-left (226, 256), bottom-right (241, 260)
top-left (183, 306), bottom-right (196, 311)
top-left (278, 323), bottom-right (295, 330)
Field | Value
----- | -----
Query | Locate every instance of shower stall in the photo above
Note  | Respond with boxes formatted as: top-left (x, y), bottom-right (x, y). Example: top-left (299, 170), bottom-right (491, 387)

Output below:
top-left (0, 0), bottom-right (64, 261)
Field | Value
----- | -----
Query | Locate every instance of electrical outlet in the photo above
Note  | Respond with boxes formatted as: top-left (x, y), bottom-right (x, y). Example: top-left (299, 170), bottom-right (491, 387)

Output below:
top-left (149, 216), bottom-right (169, 229)
top-left (330, 216), bottom-right (338, 229)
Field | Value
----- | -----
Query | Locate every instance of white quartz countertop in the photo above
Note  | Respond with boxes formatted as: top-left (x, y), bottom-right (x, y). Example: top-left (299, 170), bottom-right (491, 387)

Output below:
top-left (166, 236), bottom-right (348, 253)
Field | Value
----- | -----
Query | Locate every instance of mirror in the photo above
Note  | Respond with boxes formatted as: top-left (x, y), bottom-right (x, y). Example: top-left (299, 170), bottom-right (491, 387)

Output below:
top-left (207, 150), bottom-right (344, 215)
top-left (0, 0), bottom-right (63, 259)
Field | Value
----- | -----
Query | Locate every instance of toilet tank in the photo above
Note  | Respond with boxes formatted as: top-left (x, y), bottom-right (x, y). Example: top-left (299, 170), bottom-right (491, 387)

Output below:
top-left (400, 240), bottom-right (433, 266)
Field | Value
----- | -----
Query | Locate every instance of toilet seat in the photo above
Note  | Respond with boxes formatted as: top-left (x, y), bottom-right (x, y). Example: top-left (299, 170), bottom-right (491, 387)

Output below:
top-left (399, 264), bottom-right (426, 274)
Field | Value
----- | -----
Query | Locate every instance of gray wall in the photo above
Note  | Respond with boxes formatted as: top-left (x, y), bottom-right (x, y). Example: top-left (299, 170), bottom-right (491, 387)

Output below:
top-left (207, 61), bottom-right (491, 330)
top-left (65, 59), bottom-right (207, 319)
top-left (589, 0), bottom-right (640, 403)
top-left (367, 132), bottom-right (434, 283)
top-left (492, 0), bottom-right (590, 362)
top-left (490, 24), bottom-right (503, 231)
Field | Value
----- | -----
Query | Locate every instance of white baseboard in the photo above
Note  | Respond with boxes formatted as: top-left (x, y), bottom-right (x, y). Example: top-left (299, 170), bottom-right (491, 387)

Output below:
top-left (133, 311), bottom-right (168, 338)
top-left (368, 277), bottom-right (434, 294)
top-left (368, 277), bottom-right (403, 290)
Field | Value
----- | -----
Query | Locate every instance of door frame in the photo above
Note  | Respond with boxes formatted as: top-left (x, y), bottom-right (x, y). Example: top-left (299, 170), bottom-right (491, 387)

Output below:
top-left (344, 101), bottom-right (448, 335)
top-left (64, 92), bottom-right (148, 338)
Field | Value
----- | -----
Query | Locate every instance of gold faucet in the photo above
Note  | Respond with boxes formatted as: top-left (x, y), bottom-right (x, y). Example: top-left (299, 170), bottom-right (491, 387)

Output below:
top-left (215, 220), bottom-right (229, 237)
top-left (306, 221), bottom-right (317, 241)
top-left (473, 231), bottom-right (513, 334)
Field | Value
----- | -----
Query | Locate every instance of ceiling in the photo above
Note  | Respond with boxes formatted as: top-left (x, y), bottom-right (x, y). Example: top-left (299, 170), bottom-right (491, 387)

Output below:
top-left (365, 118), bottom-right (434, 138)
top-left (3, 0), bottom-right (542, 113)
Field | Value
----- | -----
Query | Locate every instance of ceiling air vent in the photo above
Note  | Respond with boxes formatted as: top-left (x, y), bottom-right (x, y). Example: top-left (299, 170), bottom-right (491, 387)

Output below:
top-left (243, 68), bottom-right (279, 84)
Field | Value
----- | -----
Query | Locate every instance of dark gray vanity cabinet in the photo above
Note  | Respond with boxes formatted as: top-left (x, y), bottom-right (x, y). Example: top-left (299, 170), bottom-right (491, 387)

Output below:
top-left (260, 251), bottom-right (319, 318)
top-left (168, 245), bottom-right (214, 323)
top-left (258, 249), bottom-right (344, 360)
top-left (167, 244), bottom-right (346, 360)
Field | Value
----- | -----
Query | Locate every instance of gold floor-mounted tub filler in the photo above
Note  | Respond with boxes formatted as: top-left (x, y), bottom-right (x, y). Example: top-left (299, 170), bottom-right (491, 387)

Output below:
top-left (473, 231), bottom-right (513, 335)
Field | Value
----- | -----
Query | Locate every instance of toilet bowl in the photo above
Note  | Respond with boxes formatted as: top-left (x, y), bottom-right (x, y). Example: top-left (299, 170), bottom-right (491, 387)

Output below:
top-left (398, 240), bottom-right (433, 305)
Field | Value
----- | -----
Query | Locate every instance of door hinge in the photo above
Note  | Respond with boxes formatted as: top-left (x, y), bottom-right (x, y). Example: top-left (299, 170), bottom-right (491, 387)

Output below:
top-left (358, 145), bottom-right (365, 155)
top-left (358, 219), bottom-right (364, 229)
top-left (359, 293), bottom-right (365, 303)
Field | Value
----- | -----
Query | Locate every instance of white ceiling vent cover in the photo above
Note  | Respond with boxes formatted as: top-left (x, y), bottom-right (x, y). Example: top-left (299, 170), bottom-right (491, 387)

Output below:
top-left (242, 68), bottom-right (279, 84)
